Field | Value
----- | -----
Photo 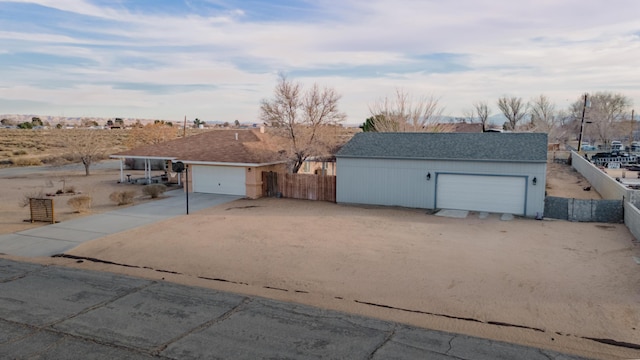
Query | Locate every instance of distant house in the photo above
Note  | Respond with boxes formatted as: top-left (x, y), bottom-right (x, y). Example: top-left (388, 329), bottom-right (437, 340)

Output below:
top-left (335, 132), bottom-right (548, 217)
top-left (420, 122), bottom-right (484, 133)
top-left (450, 122), bottom-right (483, 133)
top-left (111, 130), bottom-right (286, 198)
top-left (298, 156), bottom-right (336, 176)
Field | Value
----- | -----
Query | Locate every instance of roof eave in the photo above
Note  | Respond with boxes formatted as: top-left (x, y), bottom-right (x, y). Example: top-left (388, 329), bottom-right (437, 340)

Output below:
top-left (179, 160), bottom-right (287, 167)
top-left (110, 155), bottom-right (177, 160)
top-left (336, 155), bottom-right (547, 163)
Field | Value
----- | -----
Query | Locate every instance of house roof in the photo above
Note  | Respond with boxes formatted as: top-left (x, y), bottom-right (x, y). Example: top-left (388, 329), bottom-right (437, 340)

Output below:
top-left (111, 129), bottom-right (284, 165)
top-left (335, 132), bottom-right (548, 162)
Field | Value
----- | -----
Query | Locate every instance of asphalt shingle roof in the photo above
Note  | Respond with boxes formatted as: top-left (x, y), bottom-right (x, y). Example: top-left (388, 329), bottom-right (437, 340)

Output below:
top-left (112, 130), bottom-right (282, 164)
top-left (336, 132), bottom-right (548, 162)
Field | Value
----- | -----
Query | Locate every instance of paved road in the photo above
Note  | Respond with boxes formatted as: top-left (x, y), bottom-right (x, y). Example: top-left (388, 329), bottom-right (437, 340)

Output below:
top-left (0, 160), bottom-right (121, 178)
top-left (0, 258), bottom-right (587, 360)
top-left (0, 190), bottom-right (241, 257)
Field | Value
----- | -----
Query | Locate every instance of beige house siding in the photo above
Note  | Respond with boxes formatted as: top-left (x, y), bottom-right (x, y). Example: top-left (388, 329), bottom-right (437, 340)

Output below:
top-left (245, 163), bottom-right (286, 199)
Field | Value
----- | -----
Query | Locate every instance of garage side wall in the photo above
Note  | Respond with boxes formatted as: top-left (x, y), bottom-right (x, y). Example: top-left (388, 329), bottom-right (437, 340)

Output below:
top-left (336, 158), bottom-right (546, 217)
top-left (246, 163), bottom-right (286, 199)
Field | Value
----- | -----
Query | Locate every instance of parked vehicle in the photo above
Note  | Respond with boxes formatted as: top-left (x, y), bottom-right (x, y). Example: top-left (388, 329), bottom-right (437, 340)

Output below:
top-left (631, 142), bottom-right (640, 152)
top-left (581, 144), bottom-right (597, 151)
top-left (591, 150), bottom-right (637, 167)
top-left (611, 141), bottom-right (624, 152)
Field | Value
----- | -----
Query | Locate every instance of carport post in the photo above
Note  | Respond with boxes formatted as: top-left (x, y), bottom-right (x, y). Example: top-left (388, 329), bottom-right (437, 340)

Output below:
top-left (119, 158), bottom-right (124, 183)
top-left (186, 164), bottom-right (189, 215)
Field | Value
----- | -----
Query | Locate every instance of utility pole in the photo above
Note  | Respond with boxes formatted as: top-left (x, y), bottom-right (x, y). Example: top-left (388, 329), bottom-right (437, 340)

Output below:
top-left (577, 93), bottom-right (589, 153)
top-left (631, 109), bottom-right (636, 143)
top-left (183, 115), bottom-right (187, 137)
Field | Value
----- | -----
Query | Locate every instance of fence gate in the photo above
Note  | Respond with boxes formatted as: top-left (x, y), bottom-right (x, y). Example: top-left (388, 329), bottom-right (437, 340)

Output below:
top-left (263, 171), bottom-right (279, 197)
top-left (29, 198), bottom-right (55, 224)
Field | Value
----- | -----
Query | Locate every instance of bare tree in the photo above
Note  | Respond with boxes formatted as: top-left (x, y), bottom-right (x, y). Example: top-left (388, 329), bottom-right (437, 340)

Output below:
top-left (260, 74), bottom-right (346, 173)
top-left (462, 109), bottom-right (475, 124)
top-left (368, 89), bottom-right (445, 132)
top-left (569, 92), bottom-right (631, 146)
top-left (58, 129), bottom-right (108, 176)
top-left (528, 94), bottom-right (558, 136)
top-left (497, 96), bottom-right (527, 131)
top-left (552, 109), bottom-right (574, 145)
top-left (473, 101), bottom-right (491, 132)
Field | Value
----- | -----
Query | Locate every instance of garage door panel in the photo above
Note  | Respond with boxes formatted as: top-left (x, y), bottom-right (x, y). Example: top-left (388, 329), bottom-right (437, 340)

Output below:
top-left (192, 166), bottom-right (246, 196)
top-left (436, 174), bottom-right (525, 215)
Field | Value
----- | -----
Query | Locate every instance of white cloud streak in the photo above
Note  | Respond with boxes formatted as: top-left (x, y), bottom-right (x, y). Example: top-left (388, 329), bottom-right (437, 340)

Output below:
top-left (0, 0), bottom-right (639, 123)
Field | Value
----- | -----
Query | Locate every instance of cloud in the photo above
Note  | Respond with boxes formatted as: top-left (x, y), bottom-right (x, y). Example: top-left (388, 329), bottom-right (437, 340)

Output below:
top-left (0, 0), bottom-right (638, 123)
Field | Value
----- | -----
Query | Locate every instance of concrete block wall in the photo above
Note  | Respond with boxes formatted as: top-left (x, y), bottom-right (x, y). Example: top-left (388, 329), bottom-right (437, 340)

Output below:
top-left (624, 202), bottom-right (640, 242)
top-left (544, 196), bottom-right (623, 223)
top-left (571, 151), bottom-right (639, 239)
top-left (571, 152), bottom-right (630, 200)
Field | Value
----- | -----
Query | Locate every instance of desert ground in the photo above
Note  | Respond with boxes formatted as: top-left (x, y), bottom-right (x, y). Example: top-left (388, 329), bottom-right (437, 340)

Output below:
top-left (1, 161), bottom-right (639, 359)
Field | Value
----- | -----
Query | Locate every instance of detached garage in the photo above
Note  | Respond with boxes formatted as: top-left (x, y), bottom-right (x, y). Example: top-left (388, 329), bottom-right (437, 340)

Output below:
top-left (336, 132), bottom-right (547, 217)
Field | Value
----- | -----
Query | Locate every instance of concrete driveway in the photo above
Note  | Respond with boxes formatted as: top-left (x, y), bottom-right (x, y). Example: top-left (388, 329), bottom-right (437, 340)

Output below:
top-left (0, 190), bottom-right (241, 257)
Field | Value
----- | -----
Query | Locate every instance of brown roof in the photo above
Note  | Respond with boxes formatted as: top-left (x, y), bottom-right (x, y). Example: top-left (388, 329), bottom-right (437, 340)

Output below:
top-left (112, 129), bottom-right (284, 164)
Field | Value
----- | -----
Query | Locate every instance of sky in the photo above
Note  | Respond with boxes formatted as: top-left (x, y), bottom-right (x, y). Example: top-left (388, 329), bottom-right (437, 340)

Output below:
top-left (0, 0), bottom-right (639, 125)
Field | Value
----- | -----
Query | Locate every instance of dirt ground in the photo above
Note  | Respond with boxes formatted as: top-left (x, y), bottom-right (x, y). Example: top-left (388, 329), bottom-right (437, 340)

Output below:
top-left (545, 162), bottom-right (603, 199)
top-left (1, 162), bottom-right (639, 359)
top-left (0, 166), bottom-right (164, 234)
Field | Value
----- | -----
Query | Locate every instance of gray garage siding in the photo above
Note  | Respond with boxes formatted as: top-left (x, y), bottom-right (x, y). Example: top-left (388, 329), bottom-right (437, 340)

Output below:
top-left (336, 157), bottom-right (547, 216)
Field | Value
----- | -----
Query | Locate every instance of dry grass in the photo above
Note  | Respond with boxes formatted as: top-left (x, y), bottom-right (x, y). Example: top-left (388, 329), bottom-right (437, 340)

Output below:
top-left (67, 195), bottom-right (92, 213)
top-left (109, 190), bottom-right (137, 205)
top-left (0, 128), bottom-right (219, 168)
top-left (142, 184), bottom-right (167, 198)
top-left (0, 128), bottom-right (129, 168)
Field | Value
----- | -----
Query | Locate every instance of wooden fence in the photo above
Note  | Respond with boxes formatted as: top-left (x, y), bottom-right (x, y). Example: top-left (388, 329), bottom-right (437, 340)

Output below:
top-left (262, 172), bottom-right (336, 202)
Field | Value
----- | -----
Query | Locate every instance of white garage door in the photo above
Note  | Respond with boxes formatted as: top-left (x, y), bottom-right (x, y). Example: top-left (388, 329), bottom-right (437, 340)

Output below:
top-left (436, 174), bottom-right (526, 215)
top-left (192, 165), bottom-right (246, 196)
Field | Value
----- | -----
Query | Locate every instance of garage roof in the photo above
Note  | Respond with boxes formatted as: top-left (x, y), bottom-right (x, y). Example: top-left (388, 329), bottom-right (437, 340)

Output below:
top-left (336, 132), bottom-right (548, 162)
top-left (112, 129), bottom-right (285, 165)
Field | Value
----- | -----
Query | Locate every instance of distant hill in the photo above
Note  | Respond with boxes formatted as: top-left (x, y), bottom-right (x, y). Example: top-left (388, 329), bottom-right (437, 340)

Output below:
top-left (0, 114), bottom-right (172, 126)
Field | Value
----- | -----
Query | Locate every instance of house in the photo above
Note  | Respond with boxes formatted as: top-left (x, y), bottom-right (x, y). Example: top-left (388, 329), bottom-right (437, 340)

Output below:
top-left (335, 132), bottom-right (547, 217)
top-left (298, 156), bottom-right (337, 176)
top-left (425, 122), bottom-right (484, 133)
top-left (111, 130), bottom-right (286, 198)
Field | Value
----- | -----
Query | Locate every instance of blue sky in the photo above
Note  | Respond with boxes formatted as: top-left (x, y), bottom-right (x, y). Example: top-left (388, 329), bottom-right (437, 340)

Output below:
top-left (0, 0), bottom-right (639, 124)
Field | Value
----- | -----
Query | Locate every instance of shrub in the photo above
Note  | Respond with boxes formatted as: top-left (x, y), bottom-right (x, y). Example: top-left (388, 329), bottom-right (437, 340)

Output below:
top-left (12, 157), bottom-right (42, 166)
top-left (142, 184), bottom-right (167, 199)
top-left (109, 190), bottom-right (136, 205)
top-left (20, 189), bottom-right (45, 207)
top-left (67, 195), bottom-right (92, 213)
top-left (12, 150), bottom-right (27, 155)
top-left (61, 153), bottom-right (77, 162)
top-left (65, 185), bottom-right (76, 193)
top-left (40, 155), bottom-right (69, 166)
